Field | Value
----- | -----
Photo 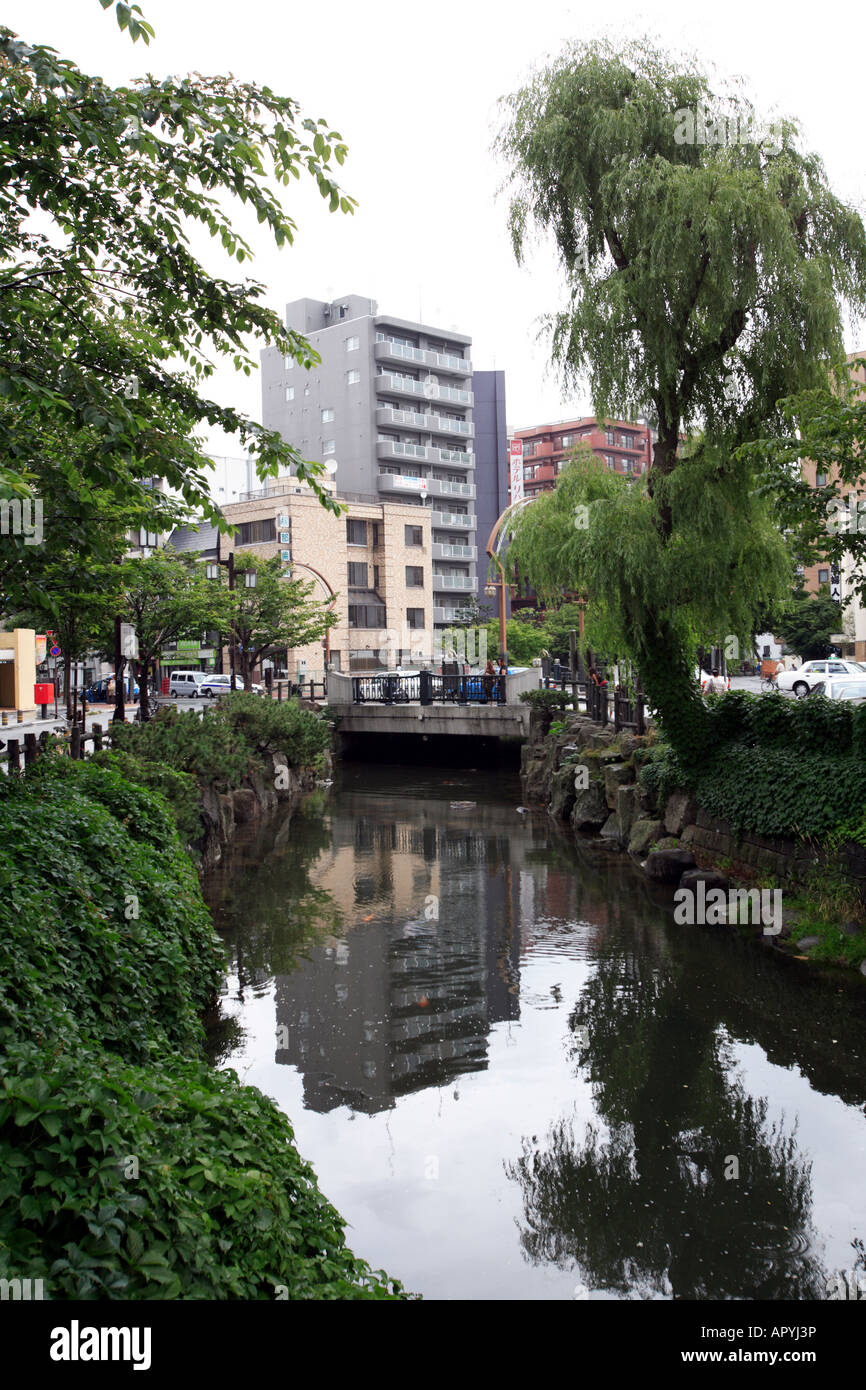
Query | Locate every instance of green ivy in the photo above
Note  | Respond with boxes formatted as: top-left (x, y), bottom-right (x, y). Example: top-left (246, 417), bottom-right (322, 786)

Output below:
top-left (0, 763), bottom-right (407, 1300)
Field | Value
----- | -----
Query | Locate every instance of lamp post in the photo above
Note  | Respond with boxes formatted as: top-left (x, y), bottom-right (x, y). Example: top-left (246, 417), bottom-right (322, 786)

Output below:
top-left (484, 578), bottom-right (508, 664)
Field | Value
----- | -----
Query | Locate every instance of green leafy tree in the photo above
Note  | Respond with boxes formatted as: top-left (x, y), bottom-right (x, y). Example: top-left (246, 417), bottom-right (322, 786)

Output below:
top-left (0, 3), bottom-right (355, 519)
top-left (773, 584), bottom-right (842, 661)
top-left (115, 548), bottom-right (230, 719)
top-left (226, 555), bottom-right (337, 691)
top-left (497, 37), bottom-right (866, 767)
top-left (745, 358), bottom-right (866, 607)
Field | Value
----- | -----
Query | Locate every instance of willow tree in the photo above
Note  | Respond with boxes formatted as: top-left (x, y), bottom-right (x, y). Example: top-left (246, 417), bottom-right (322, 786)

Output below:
top-left (497, 38), bottom-right (866, 764)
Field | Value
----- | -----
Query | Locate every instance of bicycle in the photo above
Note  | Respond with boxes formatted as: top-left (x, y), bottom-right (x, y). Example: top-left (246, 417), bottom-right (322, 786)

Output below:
top-left (760, 672), bottom-right (778, 692)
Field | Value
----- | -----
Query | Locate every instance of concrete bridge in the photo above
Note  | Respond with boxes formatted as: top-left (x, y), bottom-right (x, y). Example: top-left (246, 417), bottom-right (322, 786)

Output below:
top-left (327, 667), bottom-right (540, 750)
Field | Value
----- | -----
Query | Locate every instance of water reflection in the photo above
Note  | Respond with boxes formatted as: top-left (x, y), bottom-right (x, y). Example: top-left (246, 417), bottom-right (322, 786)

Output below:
top-left (204, 767), bottom-right (866, 1300)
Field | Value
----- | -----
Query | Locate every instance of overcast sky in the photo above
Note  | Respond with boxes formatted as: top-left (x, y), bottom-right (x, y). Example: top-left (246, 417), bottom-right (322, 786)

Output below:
top-left (7, 0), bottom-right (865, 452)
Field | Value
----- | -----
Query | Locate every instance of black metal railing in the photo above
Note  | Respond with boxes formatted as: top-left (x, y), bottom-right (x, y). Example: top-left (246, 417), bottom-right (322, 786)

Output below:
top-left (351, 671), bottom-right (507, 706)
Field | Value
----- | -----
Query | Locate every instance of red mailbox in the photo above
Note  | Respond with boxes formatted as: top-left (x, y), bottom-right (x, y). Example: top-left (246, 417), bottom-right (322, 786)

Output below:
top-left (34, 682), bottom-right (55, 704)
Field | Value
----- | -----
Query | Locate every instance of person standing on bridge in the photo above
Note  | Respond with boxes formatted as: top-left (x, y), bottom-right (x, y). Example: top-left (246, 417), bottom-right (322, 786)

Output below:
top-left (483, 659), bottom-right (496, 702)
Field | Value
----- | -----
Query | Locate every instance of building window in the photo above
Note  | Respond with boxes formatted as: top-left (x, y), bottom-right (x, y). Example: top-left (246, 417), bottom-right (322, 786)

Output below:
top-left (285, 386), bottom-right (294, 401)
top-left (605, 454), bottom-right (615, 469)
top-left (347, 369), bottom-right (361, 385)
top-left (620, 434), bottom-right (633, 448)
top-left (349, 603), bottom-right (386, 629)
top-left (605, 431), bottom-right (615, 445)
top-left (406, 566), bottom-right (424, 587)
top-left (815, 472), bottom-right (828, 487)
top-left (523, 467), bottom-right (532, 481)
top-left (139, 526), bottom-right (158, 547)
top-left (284, 356), bottom-right (294, 371)
top-left (323, 439), bottom-right (335, 455)
top-left (347, 562), bottom-right (368, 587)
top-left (347, 519), bottom-right (367, 546)
top-left (818, 568), bottom-right (830, 584)
top-left (561, 435), bottom-right (573, 448)
top-left (235, 518), bottom-right (276, 545)
top-left (405, 524), bottom-right (423, 546)
top-left (524, 441), bottom-right (537, 457)
top-left (371, 522), bottom-right (381, 548)
top-left (407, 608), bottom-right (425, 629)
top-left (321, 408), bottom-right (335, 424)
top-left (346, 336), bottom-right (360, 352)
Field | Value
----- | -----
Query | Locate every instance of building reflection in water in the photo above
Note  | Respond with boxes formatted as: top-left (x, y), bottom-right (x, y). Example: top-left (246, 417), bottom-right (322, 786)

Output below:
top-left (275, 799), bottom-right (523, 1113)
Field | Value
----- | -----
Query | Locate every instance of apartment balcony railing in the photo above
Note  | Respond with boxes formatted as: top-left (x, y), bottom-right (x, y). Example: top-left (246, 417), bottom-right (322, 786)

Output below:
top-left (375, 405), bottom-right (474, 439)
top-left (376, 439), bottom-right (474, 469)
top-left (431, 510), bottom-right (473, 529)
top-left (374, 338), bottom-right (473, 377)
top-left (377, 373), bottom-right (473, 407)
top-left (376, 471), bottom-right (428, 497)
top-left (433, 573), bottom-right (476, 591)
top-left (432, 542), bottom-right (477, 561)
top-left (427, 478), bottom-right (476, 500)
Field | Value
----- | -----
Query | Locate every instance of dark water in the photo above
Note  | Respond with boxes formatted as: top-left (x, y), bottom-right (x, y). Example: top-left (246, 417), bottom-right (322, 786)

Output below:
top-left (204, 765), bottom-right (866, 1301)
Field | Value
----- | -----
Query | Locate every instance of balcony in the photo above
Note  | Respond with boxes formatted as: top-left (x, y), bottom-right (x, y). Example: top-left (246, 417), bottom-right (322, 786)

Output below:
top-left (431, 510), bottom-right (473, 529)
top-left (376, 439), bottom-right (474, 469)
top-left (377, 440), bottom-right (431, 464)
top-left (433, 573), bottom-right (476, 592)
top-left (432, 542), bottom-right (477, 562)
top-left (375, 405), bottom-right (473, 439)
top-left (375, 338), bottom-right (472, 378)
top-left (427, 477), bottom-right (476, 500)
top-left (434, 606), bottom-right (471, 624)
top-left (376, 471), bottom-right (429, 497)
top-left (377, 372), bottom-right (473, 407)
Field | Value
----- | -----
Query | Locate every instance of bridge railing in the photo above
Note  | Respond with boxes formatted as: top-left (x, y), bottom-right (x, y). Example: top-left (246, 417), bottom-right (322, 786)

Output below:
top-left (351, 671), bottom-right (507, 706)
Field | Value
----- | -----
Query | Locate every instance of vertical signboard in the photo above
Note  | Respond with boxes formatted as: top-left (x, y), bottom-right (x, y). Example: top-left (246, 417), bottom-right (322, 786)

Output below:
top-left (509, 438), bottom-right (524, 504)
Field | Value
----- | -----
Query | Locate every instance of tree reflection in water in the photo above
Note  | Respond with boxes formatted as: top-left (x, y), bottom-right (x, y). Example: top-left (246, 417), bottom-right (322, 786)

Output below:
top-left (507, 950), bottom-right (826, 1299)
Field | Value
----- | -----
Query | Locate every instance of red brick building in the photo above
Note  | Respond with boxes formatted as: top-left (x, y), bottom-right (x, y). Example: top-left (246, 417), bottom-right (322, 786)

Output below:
top-left (510, 416), bottom-right (654, 501)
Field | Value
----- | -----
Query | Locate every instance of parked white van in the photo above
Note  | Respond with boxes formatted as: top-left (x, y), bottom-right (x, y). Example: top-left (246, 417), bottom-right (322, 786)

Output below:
top-left (169, 670), bottom-right (205, 698)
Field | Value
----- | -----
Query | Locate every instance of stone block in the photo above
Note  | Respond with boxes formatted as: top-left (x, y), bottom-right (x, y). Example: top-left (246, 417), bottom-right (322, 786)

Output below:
top-left (644, 847), bottom-right (697, 882)
top-left (664, 790), bottom-right (699, 836)
top-left (616, 784), bottom-right (643, 840)
top-left (628, 818), bottom-right (664, 857)
top-left (604, 762), bottom-right (635, 808)
top-left (571, 780), bottom-right (610, 832)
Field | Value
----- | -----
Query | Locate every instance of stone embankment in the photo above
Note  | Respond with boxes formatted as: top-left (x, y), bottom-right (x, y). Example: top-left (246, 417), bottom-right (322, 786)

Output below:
top-left (195, 751), bottom-right (328, 869)
top-left (521, 711), bottom-right (866, 975)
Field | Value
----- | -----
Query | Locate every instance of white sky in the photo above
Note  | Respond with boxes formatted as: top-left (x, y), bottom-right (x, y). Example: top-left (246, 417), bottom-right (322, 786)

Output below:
top-left (7, 0), bottom-right (866, 452)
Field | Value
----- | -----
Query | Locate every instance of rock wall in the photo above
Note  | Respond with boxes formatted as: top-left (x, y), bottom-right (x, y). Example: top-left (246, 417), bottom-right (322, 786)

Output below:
top-left (193, 750), bottom-right (328, 870)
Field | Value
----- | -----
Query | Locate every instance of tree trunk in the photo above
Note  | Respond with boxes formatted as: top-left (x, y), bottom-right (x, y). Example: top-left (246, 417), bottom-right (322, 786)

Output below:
top-left (138, 658), bottom-right (149, 721)
top-left (64, 649), bottom-right (73, 721)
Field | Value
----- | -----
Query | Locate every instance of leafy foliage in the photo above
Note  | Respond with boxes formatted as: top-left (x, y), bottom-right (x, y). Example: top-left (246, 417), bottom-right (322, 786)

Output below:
top-left (110, 694), bottom-right (330, 796)
top-left (225, 555), bottom-right (337, 691)
top-left (497, 37), bottom-right (866, 769)
top-left (0, 6), bottom-right (355, 517)
top-left (0, 760), bottom-right (406, 1299)
top-left (771, 584), bottom-right (842, 660)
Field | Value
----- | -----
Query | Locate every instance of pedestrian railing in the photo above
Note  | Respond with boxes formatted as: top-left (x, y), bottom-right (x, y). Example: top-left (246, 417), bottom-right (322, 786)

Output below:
top-left (351, 671), bottom-right (507, 706)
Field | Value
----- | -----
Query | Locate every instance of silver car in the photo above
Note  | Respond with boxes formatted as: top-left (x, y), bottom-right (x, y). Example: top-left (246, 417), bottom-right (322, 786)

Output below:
top-left (815, 677), bottom-right (866, 704)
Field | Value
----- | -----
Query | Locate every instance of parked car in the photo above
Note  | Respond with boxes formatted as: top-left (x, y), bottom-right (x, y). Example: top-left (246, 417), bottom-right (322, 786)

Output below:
top-left (812, 677), bottom-right (866, 703)
top-left (775, 659), bottom-right (866, 698)
top-left (169, 670), bottom-right (206, 698)
top-left (85, 678), bottom-right (139, 701)
top-left (197, 674), bottom-right (263, 698)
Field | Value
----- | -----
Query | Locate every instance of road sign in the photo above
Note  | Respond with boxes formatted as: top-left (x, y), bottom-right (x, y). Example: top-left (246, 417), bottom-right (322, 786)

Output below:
top-left (50, 644), bottom-right (61, 658)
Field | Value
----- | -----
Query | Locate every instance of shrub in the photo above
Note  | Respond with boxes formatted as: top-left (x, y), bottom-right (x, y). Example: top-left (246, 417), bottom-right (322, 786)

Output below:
top-left (0, 764), bottom-right (407, 1299)
top-left (0, 1040), bottom-right (405, 1300)
top-left (0, 764), bottom-right (222, 1059)
top-left (519, 688), bottom-right (573, 710)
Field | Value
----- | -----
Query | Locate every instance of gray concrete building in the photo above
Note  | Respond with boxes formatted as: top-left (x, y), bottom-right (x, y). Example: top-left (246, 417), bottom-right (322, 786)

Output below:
top-left (261, 294), bottom-right (477, 634)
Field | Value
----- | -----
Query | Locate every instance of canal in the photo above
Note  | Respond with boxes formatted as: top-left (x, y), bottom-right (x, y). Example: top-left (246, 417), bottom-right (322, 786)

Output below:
top-left (203, 764), bottom-right (866, 1301)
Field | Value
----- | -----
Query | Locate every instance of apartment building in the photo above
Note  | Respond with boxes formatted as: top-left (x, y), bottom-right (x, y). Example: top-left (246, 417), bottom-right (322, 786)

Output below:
top-left (261, 294), bottom-right (477, 632)
top-left (510, 416), bottom-right (654, 500)
top-left (216, 484), bottom-right (434, 678)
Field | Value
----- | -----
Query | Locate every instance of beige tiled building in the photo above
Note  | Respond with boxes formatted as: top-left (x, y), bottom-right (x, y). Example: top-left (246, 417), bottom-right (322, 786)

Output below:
top-left (221, 481), bottom-right (435, 679)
